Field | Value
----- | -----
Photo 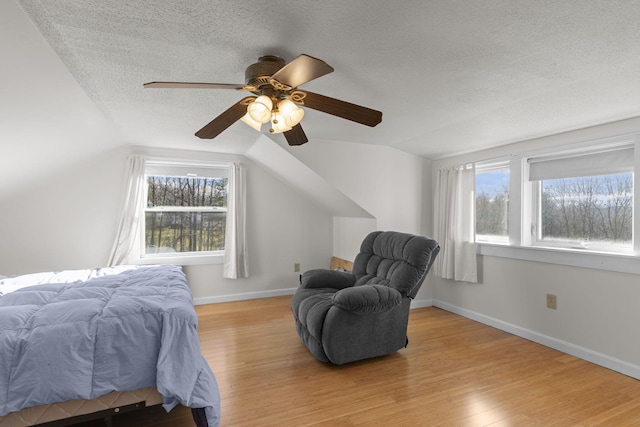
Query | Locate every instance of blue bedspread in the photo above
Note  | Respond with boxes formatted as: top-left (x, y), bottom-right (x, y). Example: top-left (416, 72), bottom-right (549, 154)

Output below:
top-left (0, 265), bottom-right (220, 426)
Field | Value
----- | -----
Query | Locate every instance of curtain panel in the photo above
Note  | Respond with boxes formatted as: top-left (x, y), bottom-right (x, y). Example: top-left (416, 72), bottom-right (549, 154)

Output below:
top-left (223, 162), bottom-right (249, 279)
top-left (108, 156), bottom-right (249, 279)
top-left (107, 154), bottom-right (146, 266)
top-left (433, 165), bottom-right (478, 283)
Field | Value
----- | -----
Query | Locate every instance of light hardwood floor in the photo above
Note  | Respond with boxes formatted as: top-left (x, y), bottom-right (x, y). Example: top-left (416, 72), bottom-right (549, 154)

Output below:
top-left (96, 296), bottom-right (640, 426)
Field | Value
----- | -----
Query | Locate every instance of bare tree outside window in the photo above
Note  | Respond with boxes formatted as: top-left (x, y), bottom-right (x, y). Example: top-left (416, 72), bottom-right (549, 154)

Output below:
top-left (476, 168), bottom-right (509, 242)
top-left (540, 173), bottom-right (632, 246)
top-left (145, 176), bottom-right (228, 254)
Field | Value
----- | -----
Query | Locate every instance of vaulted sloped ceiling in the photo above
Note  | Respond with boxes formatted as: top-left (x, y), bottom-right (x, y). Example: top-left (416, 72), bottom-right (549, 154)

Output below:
top-left (4, 0), bottom-right (640, 203)
top-left (11, 0), bottom-right (640, 161)
top-left (1, 1), bottom-right (124, 198)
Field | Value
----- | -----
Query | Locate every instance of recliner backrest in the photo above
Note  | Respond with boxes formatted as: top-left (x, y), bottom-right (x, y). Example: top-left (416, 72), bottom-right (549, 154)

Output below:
top-left (352, 231), bottom-right (440, 298)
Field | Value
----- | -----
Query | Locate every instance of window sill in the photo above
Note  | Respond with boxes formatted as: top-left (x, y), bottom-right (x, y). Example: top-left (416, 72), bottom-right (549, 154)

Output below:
top-left (477, 243), bottom-right (640, 275)
top-left (134, 253), bottom-right (225, 266)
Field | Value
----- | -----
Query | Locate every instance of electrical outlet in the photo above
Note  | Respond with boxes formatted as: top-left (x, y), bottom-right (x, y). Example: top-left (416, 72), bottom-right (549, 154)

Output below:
top-left (546, 293), bottom-right (557, 310)
top-left (294, 263), bottom-right (300, 273)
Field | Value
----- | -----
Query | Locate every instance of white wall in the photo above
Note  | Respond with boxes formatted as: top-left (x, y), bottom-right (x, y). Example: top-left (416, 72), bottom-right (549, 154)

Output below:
top-left (185, 146), bottom-right (334, 303)
top-left (279, 138), bottom-right (427, 242)
top-left (332, 217), bottom-right (377, 260)
top-left (434, 257), bottom-right (640, 368)
top-left (0, 145), bottom-right (333, 302)
top-left (0, 128), bottom-right (432, 304)
top-left (280, 138), bottom-right (435, 302)
top-left (0, 0), bottom-right (123, 201)
top-left (431, 116), bottom-right (640, 375)
top-left (0, 146), bottom-right (128, 274)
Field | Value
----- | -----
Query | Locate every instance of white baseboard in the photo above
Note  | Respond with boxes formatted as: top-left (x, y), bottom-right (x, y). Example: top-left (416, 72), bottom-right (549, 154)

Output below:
top-left (433, 299), bottom-right (640, 381)
top-left (193, 287), bottom-right (297, 305)
top-left (411, 298), bottom-right (434, 309)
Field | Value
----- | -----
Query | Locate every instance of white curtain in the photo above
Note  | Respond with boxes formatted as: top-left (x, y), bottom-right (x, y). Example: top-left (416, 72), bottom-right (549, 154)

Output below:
top-left (107, 154), bottom-right (146, 266)
top-left (433, 165), bottom-right (478, 283)
top-left (224, 162), bottom-right (249, 279)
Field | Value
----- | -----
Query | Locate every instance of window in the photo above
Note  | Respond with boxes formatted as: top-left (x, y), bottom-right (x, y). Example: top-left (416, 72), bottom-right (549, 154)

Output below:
top-left (475, 161), bottom-right (510, 244)
top-left (528, 146), bottom-right (634, 253)
top-left (471, 138), bottom-right (639, 259)
top-left (143, 161), bottom-right (229, 259)
top-left (447, 133), bottom-right (640, 274)
top-left (535, 174), bottom-right (633, 251)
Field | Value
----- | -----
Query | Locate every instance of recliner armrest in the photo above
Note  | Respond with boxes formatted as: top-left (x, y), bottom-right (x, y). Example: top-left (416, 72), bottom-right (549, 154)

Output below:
top-left (300, 269), bottom-right (356, 290)
top-left (332, 285), bottom-right (402, 315)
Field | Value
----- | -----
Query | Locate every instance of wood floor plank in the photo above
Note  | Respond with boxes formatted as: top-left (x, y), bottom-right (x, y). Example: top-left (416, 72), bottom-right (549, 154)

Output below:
top-left (100, 296), bottom-right (640, 426)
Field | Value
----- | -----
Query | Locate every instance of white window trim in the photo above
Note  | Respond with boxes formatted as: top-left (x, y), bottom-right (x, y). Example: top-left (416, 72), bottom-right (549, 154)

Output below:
top-left (477, 243), bottom-right (640, 275)
top-left (137, 158), bottom-right (230, 266)
top-left (472, 133), bottom-right (640, 275)
top-left (136, 252), bottom-right (225, 266)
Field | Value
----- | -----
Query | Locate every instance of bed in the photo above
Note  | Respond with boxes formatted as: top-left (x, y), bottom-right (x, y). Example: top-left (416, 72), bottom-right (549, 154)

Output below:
top-left (0, 264), bottom-right (220, 426)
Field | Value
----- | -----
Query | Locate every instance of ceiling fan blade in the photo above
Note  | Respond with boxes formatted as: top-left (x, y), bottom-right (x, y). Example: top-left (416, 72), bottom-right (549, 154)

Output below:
top-left (144, 81), bottom-right (246, 90)
top-left (293, 90), bottom-right (382, 127)
top-left (195, 97), bottom-right (254, 139)
top-left (284, 124), bottom-right (308, 146)
top-left (269, 54), bottom-right (334, 90)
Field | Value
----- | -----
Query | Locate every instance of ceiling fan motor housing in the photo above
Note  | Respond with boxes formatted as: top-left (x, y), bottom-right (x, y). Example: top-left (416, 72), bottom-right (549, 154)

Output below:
top-left (245, 55), bottom-right (285, 91)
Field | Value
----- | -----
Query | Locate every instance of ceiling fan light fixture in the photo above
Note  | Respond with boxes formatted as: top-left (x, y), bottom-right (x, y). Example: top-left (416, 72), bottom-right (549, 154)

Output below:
top-left (269, 110), bottom-right (293, 134)
top-left (240, 112), bottom-right (263, 131)
top-left (247, 95), bottom-right (273, 123)
top-left (278, 99), bottom-right (305, 127)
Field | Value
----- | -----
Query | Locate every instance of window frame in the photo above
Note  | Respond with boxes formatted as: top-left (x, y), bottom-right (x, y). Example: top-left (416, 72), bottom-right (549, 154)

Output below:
top-left (137, 159), bottom-right (231, 266)
top-left (470, 133), bottom-right (640, 275)
top-left (530, 174), bottom-right (634, 255)
top-left (526, 143), bottom-right (635, 255)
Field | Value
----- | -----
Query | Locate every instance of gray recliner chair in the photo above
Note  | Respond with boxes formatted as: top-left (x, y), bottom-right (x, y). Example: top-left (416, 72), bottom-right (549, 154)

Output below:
top-left (291, 231), bottom-right (440, 364)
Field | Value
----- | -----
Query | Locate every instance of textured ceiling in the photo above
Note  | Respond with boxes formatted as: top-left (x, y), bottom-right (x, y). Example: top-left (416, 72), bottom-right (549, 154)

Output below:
top-left (15, 0), bottom-right (640, 158)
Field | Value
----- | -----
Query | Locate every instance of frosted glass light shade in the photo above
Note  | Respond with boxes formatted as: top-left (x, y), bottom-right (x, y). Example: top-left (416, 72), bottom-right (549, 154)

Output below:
top-left (247, 95), bottom-right (273, 123)
top-left (240, 112), bottom-right (262, 131)
top-left (278, 99), bottom-right (304, 127)
top-left (269, 111), bottom-right (293, 134)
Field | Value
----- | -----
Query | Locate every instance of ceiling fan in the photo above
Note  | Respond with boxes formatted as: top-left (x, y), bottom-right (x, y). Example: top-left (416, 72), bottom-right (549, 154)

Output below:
top-left (143, 54), bottom-right (382, 146)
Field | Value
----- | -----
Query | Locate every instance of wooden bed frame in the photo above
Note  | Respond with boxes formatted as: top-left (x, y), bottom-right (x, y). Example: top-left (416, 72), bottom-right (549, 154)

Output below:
top-left (0, 387), bottom-right (163, 427)
top-left (330, 256), bottom-right (353, 272)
